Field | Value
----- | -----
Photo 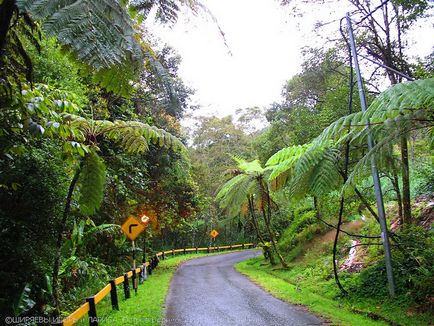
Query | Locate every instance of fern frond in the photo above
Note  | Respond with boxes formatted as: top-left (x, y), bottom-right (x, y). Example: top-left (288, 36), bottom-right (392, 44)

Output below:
top-left (343, 129), bottom-right (402, 192)
top-left (266, 144), bottom-right (311, 166)
top-left (61, 114), bottom-right (185, 153)
top-left (18, 0), bottom-right (143, 68)
top-left (78, 151), bottom-right (107, 215)
top-left (17, 0), bottom-right (144, 95)
top-left (267, 144), bottom-right (310, 184)
top-left (216, 174), bottom-right (256, 217)
top-left (314, 78), bottom-right (434, 147)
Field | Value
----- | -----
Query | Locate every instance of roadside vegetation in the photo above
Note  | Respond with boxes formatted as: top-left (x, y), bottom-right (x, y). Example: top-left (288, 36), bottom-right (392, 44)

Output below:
top-left (0, 0), bottom-right (432, 325)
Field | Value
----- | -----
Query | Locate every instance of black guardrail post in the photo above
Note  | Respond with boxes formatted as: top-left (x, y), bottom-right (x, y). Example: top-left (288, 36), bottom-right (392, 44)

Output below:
top-left (242, 243), bottom-right (245, 249)
top-left (123, 273), bottom-right (130, 299)
top-left (86, 296), bottom-right (98, 326)
top-left (148, 263), bottom-right (152, 275)
top-left (109, 280), bottom-right (119, 310)
top-left (183, 248), bottom-right (186, 255)
top-left (162, 251), bottom-right (165, 260)
top-left (172, 249), bottom-right (175, 257)
top-left (132, 269), bottom-right (137, 294)
top-left (195, 247), bottom-right (198, 254)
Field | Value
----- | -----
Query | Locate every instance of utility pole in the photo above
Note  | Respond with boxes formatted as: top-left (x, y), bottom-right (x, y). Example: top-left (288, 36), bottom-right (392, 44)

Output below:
top-left (346, 13), bottom-right (396, 297)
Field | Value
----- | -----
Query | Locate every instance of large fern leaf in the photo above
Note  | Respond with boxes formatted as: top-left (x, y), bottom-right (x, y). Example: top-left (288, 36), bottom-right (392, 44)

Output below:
top-left (16, 0), bottom-right (144, 95)
top-left (78, 151), bottom-right (107, 215)
top-left (17, 0), bottom-right (143, 69)
top-left (315, 78), bottom-right (434, 146)
top-left (61, 114), bottom-right (185, 153)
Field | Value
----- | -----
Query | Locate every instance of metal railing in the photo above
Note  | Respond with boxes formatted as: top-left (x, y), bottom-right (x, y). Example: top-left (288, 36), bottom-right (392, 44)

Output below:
top-left (61, 243), bottom-right (255, 326)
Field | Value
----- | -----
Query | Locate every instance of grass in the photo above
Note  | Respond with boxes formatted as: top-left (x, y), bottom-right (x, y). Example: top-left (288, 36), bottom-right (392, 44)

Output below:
top-left (236, 257), bottom-right (388, 326)
top-left (236, 255), bottom-right (433, 326)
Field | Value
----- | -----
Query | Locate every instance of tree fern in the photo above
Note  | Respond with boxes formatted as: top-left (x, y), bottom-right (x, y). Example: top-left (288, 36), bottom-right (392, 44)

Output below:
top-left (16, 0), bottom-right (143, 96)
top-left (61, 113), bottom-right (185, 153)
top-left (266, 142), bottom-right (340, 198)
top-left (17, 0), bottom-right (143, 69)
top-left (78, 151), bottom-right (106, 215)
top-left (314, 78), bottom-right (434, 146)
top-left (217, 174), bottom-right (257, 217)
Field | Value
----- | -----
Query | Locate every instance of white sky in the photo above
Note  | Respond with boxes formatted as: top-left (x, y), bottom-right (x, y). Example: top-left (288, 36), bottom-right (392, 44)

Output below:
top-left (145, 0), bottom-right (433, 123)
top-left (145, 0), bottom-right (313, 118)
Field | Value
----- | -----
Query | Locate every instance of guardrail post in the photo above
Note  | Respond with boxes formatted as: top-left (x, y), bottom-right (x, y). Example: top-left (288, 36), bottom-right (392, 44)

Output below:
top-left (123, 273), bottom-right (130, 299)
top-left (183, 248), bottom-right (186, 255)
top-left (141, 265), bottom-right (147, 281)
top-left (162, 251), bottom-right (165, 260)
top-left (86, 296), bottom-right (98, 326)
top-left (172, 249), bottom-right (175, 257)
top-left (109, 280), bottom-right (119, 310)
top-left (132, 269), bottom-right (137, 294)
top-left (207, 247), bottom-right (210, 253)
top-left (242, 243), bottom-right (245, 249)
top-left (148, 263), bottom-right (152, 275)
top-left (195, 247), bottom-right (198, 254)
top-left (230, 244), bottom-right (232, 250)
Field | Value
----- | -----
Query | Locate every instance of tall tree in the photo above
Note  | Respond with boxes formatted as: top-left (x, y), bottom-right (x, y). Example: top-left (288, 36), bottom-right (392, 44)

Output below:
top-left (217, 157), bottom-right (288, 267)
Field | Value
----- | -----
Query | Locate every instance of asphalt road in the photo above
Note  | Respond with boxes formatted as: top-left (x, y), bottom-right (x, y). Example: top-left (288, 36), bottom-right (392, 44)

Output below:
top-left (164, 250), bottom-right (324, 326)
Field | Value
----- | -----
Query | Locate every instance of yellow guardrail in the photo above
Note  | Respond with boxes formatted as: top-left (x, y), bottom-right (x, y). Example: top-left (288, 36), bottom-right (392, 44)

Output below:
top-left (61, 243), bottom-right (255, 325)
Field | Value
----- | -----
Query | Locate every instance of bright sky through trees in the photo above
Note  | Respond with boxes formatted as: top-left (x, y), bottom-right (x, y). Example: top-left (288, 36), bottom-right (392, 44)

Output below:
top-left (145, 0), bottom-right (433, 121)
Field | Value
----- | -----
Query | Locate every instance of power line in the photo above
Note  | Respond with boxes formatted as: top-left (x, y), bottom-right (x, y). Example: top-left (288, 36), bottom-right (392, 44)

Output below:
top-left (355, 0), bottom-right (390, 25)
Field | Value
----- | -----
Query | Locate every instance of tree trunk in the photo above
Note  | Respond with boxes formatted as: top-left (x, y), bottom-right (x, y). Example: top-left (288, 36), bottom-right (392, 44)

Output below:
top-left (400, 136), bottom-right (411, 223)
top-left (248, 196), bottom-right (265, 244)
top-left (333, 196), bottom-right (349, 296)
top-left (264, 191), bottom-right (288, 268)
top-left (0, 0), bottom-right (16, 57)
top-left (262, 202), bottom-right (288, 268)
top-left (259, 205), bottom-right (277, 265)
top-left (52, 160), bottom-right (84, 316)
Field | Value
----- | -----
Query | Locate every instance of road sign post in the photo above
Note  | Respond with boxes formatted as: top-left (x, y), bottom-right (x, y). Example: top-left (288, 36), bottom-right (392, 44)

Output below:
top-left (121, 216), bottom-right (146, 295)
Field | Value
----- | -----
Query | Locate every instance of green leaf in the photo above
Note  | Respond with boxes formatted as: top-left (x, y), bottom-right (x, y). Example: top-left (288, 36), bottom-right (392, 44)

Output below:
top-left (78, 152), bottom-right (107, 216)
top-left (13, 283), bottom-right (36, 317)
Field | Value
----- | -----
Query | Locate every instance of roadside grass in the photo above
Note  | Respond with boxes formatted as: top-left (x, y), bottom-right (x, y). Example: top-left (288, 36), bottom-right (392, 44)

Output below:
top-left (236, 256), bottom-right (433, 326)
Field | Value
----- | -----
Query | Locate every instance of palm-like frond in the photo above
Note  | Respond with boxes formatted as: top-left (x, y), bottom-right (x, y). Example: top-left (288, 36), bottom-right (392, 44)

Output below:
top-left (17, 0), bottom-right (143, 69)
top-left (216, 174), bottom-right (257, 217)
top-left (232, 156), bottom-right (265, 175)
top-left (266, 144), bottom-right (310, 185)
top-left (314, 78), bottom-right (434, 146)
top-left (78, 150), bottom-right (107, 215)
top-left (266, 141), bottom-right (341, 198)
top-left (61, 113), bottom-right (185, 153)
top-left (307, 78), bottom-right (434, 192)
top-left (16, 0), bottom-right (144, 95)
top-left (216, 157), bottom-right (274, 218)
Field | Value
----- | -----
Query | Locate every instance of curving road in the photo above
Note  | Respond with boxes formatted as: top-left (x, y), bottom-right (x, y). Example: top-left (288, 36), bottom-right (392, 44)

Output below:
top-left (163, 250), bottom-right (324, 326)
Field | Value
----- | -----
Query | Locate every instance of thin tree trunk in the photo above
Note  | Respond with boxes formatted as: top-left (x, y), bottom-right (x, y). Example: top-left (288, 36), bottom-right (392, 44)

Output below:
top-left (52, 159), bottom-right (84, 315)
top-left (333, 196), bottom-right (349, 296)
top-left (260, 205), bottom-right (276, 265)
top-left (400, 136), bottom-right (411, 223)
top-left (389, 169), bottom-right (403, 221)
top-left (0, 0), bottom-right (15, 57)
top-left (248, 196), bottom-right (265, 244)
top-left (265, 190), bottom-right (288, 268)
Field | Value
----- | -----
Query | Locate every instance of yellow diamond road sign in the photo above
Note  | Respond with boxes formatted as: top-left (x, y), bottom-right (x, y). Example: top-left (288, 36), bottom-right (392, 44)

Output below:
top-left (121, 216), bottom-right (145, 241)
top-left (210, 229), bottom-right (219, 238)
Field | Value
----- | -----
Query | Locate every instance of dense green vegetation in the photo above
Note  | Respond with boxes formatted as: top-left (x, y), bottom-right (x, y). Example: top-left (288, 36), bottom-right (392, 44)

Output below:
top-left (0, 0), bottom-right (433, 325)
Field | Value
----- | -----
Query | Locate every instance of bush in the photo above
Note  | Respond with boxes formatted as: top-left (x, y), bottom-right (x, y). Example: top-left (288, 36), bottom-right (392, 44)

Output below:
top-left (348, 225), bottom-right (434, 306)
